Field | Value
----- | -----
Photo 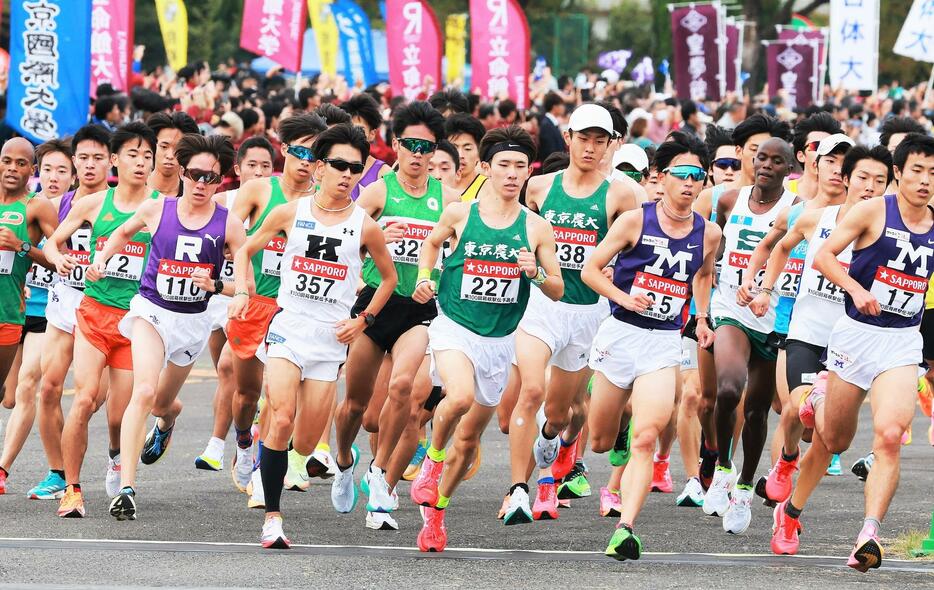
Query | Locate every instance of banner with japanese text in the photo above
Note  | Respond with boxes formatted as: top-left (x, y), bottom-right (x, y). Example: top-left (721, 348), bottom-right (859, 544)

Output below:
top-left (894, 0), bottom-right (934, 62)
top-left (90, 0), bottom-right (134, 97)
top-left (387, 0), bottom-right (441, 100)
top-left (241, 0), bottom-right (307, 72)
top-left (469, 0), bottom-right (531, 109)
top-left (724, 19), bottom-right (742, 95)
top-left (766, 41), bottom-right (819, 110)
top-left (669, 2), bottom-right (723, 102)
top-left (331, 0), bottom-right (379, 86)
top-left (829, 0), bottom-right (878, 89)
top-left (445, 14), bottom-right (467, 86)
top-left (308, 0), bottom-right (339, 76)
top-left (155, 0), bottom-right (187, 72)
top-left (6, 0), bottom-right (93, 143)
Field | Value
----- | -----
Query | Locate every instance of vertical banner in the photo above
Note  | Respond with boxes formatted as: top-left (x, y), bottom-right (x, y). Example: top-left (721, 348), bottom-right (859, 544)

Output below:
top-left (308, 0), bottom-right (339, 76)
top-left (669, 2), bottom-right (723, 102)
top-left (331, 0), bottom-right (378, 86)
top-left (155, 0), bottom-right (187, 72)
top-left (724, 19), bottom-right (740, 95)
top-left (240, 0), bottom-right (307, 72)
top-left (894, 0), bottom-right (934, 62)
top-left (386, 0), bottom-right (442, 100)
top-left (469, 0), bottom-right (531, 109)
top-left (829, 0), bottom-right (879, 89)
top-left (777, 26), bottom-right (828, 94)
top-left (6, 0), bottom-right (93, 143)
top-left (90, 0), bottom-right (134, 96)
top-left (766, 41), bottom-right (819, 110)
top-left (445, 14), bottom-right (467, 86)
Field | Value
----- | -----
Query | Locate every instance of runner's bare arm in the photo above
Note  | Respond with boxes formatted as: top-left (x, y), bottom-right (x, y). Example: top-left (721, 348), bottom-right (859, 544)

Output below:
top-left (606, 178), bottom-right (641, 223)
top-left (88, 198), bottom-right (162, 281)
top-left (692, 220), bottom-right (723, 348)
top-left (527, 213), bottom-right (564, 301)
top-left (230, 177), bottom-right (267, 228)
top-left (336, 216), bottom-right (397, 343)
top-left (714, 188), bottom-right (740, 233)
top-left (44, 193), bottom-right (104, 274)
top-left (738, 205), bottom-right (792, 305)
top-left (581, 208), bottom-right (652, 313)
top-left (694, 187), bottom-right (714, 220)
top-left (26, 196), bottom-right (59, 269)
top-left (202, 215), bottom-right (248, 297)
top-left (356, 178), bottom-right (388, 219)
top-left (523, 173), bottom-right (554, 212)
top-left (442, 185), bottom-right (460, 207)
top-left (749, 209), bottom-right (817, 316)
top-left (412, 202), bottom-right (467, 303)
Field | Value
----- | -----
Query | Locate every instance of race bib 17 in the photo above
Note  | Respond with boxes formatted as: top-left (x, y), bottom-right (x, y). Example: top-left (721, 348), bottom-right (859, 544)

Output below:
top-left (870, 265), bottom-right (926, 318)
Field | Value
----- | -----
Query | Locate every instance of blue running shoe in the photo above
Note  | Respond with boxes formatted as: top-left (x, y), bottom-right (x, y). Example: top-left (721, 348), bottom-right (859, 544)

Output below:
top-left (403, 439), bottom-right (428, 482)
top-left (27, 470), bottom-right (66, 500)
top-left (141, 423), bottom-right (174, 465)
top-left (826, 453), bottom-right (842, 476)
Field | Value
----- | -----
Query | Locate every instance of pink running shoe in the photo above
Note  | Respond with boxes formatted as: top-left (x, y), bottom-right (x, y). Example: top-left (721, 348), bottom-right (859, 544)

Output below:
top-left (410, 457), bottom-right (443, 507)
top-left (650, 459), bottom-right (673, 493)
top-left (532, 482), bottom-right (559, 520)
top-left (798, 371), bottom-right (828, 429)
top-left (847, 531), bottom-right (883, 572)
top-left (417, 506), bottom-right (448, 552)
top-left (552, 439), bottom-right (578, 481)
top-left (770, 500), bottom-right (800, 555)
top-left (764, 454), bottom-right (798, 503)
top-left (599, 487), bottom-right (622, 517)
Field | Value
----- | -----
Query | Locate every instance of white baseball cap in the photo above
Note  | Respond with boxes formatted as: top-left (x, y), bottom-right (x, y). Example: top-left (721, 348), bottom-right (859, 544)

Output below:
top-left (612, 143), bottom-right (650, 172)
top-left (815, 133), bottom-right (855, 156)
top-left (568, 103), bottom-right (615, 136)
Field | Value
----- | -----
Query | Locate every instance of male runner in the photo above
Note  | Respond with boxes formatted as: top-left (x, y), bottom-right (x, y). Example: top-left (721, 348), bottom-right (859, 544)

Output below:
top-left (338, 93), bottom-right (392, 200)
top-left (230, 124), bottom-right (396, 548)
top-left (703, 137), bottom-right (797, 534)
top-left (445, 113), bottom-right (488, 201)
top-left (45, 122), bottom-right (159, 518)
top-left (787, 112), bottom-right (842, 199)
top-left (585, 134), bottom-right (720, 560)
top-left (773, 134), bottom-right (934, 571)
top-left (409, 125), bottom-right (564, 552)
top-left (105, 134), bottom-right (245, 520)
top-left (429, 140), bottom-right (461, 187)
top-left (146, 112), bottom-right (199, 198)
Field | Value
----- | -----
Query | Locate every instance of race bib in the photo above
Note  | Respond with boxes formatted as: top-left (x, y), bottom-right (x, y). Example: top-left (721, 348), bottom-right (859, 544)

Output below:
top-left (26, 262), bottom-right (58, 289)
top-left (460, 258), bottom-right (521, 304)
top-left (776, 257), bottom-right (804, 298)
top-left (554, 226), bottom-right (597, 271)
top-left (62, 249), bottom-right (92, 289)
top-left (261, 237), bottom-right (285, 277)
top-left (721, 250), bottom-right (765, 289)
top-left (629, 270), bottom-right (688, 321)
top-left (287, 255), bottom-right (348, 304)
top-left (802, 262), bottom-right (849, 305)
top-left (219, 259), bottom-right (235, 283)
top-left (870, 265), bottom-right (927, 318)
top-left (384, 217), bottom-right (435, 266)
top-left (155, 259), bottom-right (214, 303)
top-left (0, 249), bottom-right (14, 275)
top-left (99, 237), bottom-right (146, 281)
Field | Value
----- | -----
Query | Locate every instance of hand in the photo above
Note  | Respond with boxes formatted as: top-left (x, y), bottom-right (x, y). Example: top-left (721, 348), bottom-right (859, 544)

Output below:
top-left (412, 280), bottom-right (435, 304)
top-left (749, 291), bottom-right (770, 318)
top-left (228, 293), bottom-right (248, 320)
top-left (601, 266), bottom-right (614, 280)
top-left (0, 228), bottom-right (22, 250)
top-left (335, 316), bottom-right (366, 344)
top-left (23, 286), bottom-right (31, 300)
top-left (85, 260), bottom-right (107, 283)
top-left (190, 267), bottom-right (214, 292)
top-left (53, 253), bottom-right (76, 277)
top-left (736, 279), bottom-right (758, 306)
top-left (615, 292), bottom-right (653, 313)
top-left (517, 247), bottom-right (537, 278)
top-left (383, 222), bottom-right (407, 244)
top-left (695, 319), bottom-right (715, 349)
top-left (851, 287), bottom-right (881, 316)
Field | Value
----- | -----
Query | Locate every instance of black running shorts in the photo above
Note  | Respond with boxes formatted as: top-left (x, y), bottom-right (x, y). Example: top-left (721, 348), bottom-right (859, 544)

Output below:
top-left (785, 339), bottom-right (826, 391)
top-left (352, 286), bottom-right (437, 353)
top-left (922, 308), bottom-right (934, 361)
top-left (21, 315), bottom-right (47, 343)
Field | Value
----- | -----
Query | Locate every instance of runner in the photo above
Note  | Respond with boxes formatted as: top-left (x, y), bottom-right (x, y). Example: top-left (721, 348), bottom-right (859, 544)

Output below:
top-left (146, 112), bottom-right (199, 198)
top-left (0, 139), bottom-right (72, 495)
top-left (429, 140), bottom-right (460, 187)
top-left (503, 103), bottom-right (638, 524)
top-left (774, 134), bottom-right (934, 571)
top-left (706, 125), bottom-right (741, 187)
top-left (31, 125), bottom-right (112, 501)
top-left (226, 113), bottom-right (327, 499)
top-left (445, 113), bottom-right (488, 201)
top-left (45, 122), bottom-right (159, 518)
top-left (703, 136), bottom-right (797, 534)
top-left (332, 101), bottom-right (457, 529)
top-left (195, 137), bottom-right (275, 472)
top-left (409, 125), bottom-right (564, 552)
top-left (105, 134), bottom-right (244, 520)
top-left (229, 124), bottom-right (396, 548)
top-left (339, 93), bottom-right (392, 200)
top-left (585, 133), bottom-right (720, 560)
top-left (788, 112), bottom-right (842, 199)
top-left (753, 145), bottom-right (892, 555)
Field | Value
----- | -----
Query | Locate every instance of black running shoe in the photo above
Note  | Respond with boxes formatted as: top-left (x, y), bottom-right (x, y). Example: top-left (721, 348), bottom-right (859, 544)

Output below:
top-left (109, 487), bottom-right (137, 521)
top-left (141, 424), bottom-right (174, 465)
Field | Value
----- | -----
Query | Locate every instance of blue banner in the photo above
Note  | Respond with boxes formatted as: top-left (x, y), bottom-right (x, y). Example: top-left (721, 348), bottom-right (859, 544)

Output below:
top-left (6, 0), bottom-right (93, 143)
top-left (331, 0), bottom-right (379, 87)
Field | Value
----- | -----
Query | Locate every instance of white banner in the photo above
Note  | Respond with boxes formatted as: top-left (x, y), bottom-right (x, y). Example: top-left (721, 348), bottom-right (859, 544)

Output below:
top-left (830, 0), bottom-right (879, 90)
top-left (894, 0), bottom-right (934, 62)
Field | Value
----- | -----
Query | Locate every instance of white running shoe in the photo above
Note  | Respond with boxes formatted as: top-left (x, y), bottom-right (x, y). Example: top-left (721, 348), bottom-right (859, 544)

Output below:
top-left (232, 445), bottom-right (253, 493)
top-left (503, 487), bottom-right (533, 526)
top-left (365, 467), bottom-right (394, 513)
top-left (284, 449), bottom-right (310, 492)
top-left (391, 487), bottom-right (399, 511)
top-left (366, 511), bottom-right (399, 531)
top-left (702, 466), bottom-right (736, 517)
top-left (533, 433), bottom-right (560, 470)
top-left (261, 515), bottom-right (290, 549)
top-left (105, 455), bottom-right (121, 498)
top-left (248, 469), bottom-right (265, 509)
top-left (306, 447), bottom-right (337, 479)
top-left (195, 437), bottom-right (225, 471)
top-left (676, 477), bottom-right (705, 508)
top-left (723, 484), bottom-right (753, 534)
top-left (330, 445), bottom-right (359, 513)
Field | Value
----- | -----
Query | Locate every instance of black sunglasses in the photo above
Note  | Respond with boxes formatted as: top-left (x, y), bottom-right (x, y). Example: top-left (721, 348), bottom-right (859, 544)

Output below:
top-left (399, 137), bottom-right (437, 154)
top-left (712, 157), bottom-right (742, 171)
top-left (324, 158), bottom-right (365, 174)
top-left (182, 168), bottom-right (223, 184)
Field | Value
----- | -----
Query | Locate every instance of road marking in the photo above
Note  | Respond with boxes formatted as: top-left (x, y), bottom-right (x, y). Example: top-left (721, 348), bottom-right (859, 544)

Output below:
top-left (0, 537), bottom-right (932, 572)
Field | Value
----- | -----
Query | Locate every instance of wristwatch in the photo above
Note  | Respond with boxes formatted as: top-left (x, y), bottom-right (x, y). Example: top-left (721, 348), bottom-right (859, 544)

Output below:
top-left (17, 241), bottom-right (31, 258)
top-left (358, 311), bottom-right (376, 327)
top-left (213, 279), bottom-right (224, 295)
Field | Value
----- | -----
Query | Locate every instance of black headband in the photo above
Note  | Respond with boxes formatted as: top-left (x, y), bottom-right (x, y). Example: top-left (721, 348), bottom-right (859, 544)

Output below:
top-left (481, 141), bottom-right (534, 164)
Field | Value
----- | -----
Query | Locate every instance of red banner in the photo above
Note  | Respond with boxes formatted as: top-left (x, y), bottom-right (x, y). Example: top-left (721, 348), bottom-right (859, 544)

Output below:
top-left (670, 3), bottom-right (723, 102)
top-left (469, 0), bottom-right (530, 109)
top-left (90, 0), bottom-right (135, 96)
top-left (240, 0), bottom-right (308, 72)
top-left (386, 0), bottom-right (442, 101)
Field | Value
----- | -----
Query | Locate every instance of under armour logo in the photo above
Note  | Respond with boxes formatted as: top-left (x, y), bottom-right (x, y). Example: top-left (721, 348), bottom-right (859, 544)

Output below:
top-left (204, 234), bottom-right (219, 246)
top-left (343, 228), bottom-right (354, 235)
top-left (149, 315), bottom-right (160, 325)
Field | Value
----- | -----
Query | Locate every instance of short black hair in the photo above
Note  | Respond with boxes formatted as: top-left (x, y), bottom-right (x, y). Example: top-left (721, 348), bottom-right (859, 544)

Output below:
top-left (237, 136), bottom-right (275, 164)
top-left (444, 113), bottom-right (486, 147)
top-left (436, 140), bottom-right (461, 172)
top-left (36, 139), bottom-right (74, 168)
top-left (315, 103), bottom-right (352, 126)
top-left (261, 101), bottom-right (286, 127)
top-left (339, 93), bottom-right (383, 132)
top-left (175, 133), bottom-right (236, 176)
top-left (479, 125), bottom-right (537, 164)
top-left (111, 121), bottom-right (157, 155)
top-left (93, 94), bottom-right (128, 121)
top-left (428, 89), bottom-right (469, 115)
top-left (298, 87), bottom-right (318, 109)
top-left (311, 123), bottom-right (371, 162)
top-left (238, 107), bottom-right (260, 131)
top-left (596, 100), bottom-right (627, 138)
top-left (541, 152), bottom-right (569, 174)
top-left (732, 113), bottom-right (792, 148)
top-left (681, 100), bottom-right (698, 121)
top-left (880, 116), bottom-right (926, 151)
top-left (391, 101), bottom-right (446, 142)
top-left (146, 111), bottom-right (199, 138)
top-left (478, 104), bottom-right (496, 120)
top-left (893, 132), bottom-right (934, 171)
top-left (704, 125), bottom-right (734, 163)
top-left (842, 145), bottom-right (894, 186)
top-left (792, 111), bottom-right (842, 156)
top-left (278, 112), bottom-right (327, 144)
top-left (71, 124), bottom-right (112, 154)
top-left (653, 132), bottom-right (709, 172)
top-left (543, 92), bottom-right (564, 114)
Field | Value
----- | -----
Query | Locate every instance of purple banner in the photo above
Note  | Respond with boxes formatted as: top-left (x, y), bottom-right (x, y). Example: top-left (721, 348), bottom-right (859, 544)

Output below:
top-left (766, 41), bottom-right (818, 110)
top-left (670, 4), bottom-right (722, 101)
top-left (725, 22), bottom-right (740, 94)
top-left (777, 27), bottom-right (825, 68)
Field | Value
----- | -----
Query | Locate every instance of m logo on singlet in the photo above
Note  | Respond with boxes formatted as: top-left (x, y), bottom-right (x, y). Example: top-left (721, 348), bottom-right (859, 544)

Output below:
top-left (644, 246), bottom-right (693, 281)
top-left (888, 238), bottom-right (933, 277)
top-left (305, 235), bottom-right (341, 262)
top-left (175, 236), bottom-right (202, 262)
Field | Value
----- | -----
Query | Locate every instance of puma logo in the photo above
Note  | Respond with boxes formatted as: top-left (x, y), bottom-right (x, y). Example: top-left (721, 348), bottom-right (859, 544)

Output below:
top-left (183, 350), bottom-right (196, 360)
top-left (205, 234), bottom-right (219, 246)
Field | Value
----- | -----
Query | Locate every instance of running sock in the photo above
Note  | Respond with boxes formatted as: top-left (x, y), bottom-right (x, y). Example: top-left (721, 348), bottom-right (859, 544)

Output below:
top-left (654, 452), bottom-right (669, 462)
top-left (784, 501), bottom-right (803, 520)
top-left (537, 476), bottom-right (555, 486)
top-left (427, 445), bottom-right (446, 463)
top-left (541, 423), bottom-right (557, 441)
top-left (51, 469), bottom-right (65, 479)
top-left (560, 435), bottom-right (577, 448)
top-left (69, 483), bottom-right (81, 493)
top-left (315, 442), bottom-right (330, 453)
top-left (369, 463), bottom-right (384, 476)
top-left (108, 448), bottom-right (120, 460)
top-left (260, 448), bottom-right (288, 514)
top-left (861, 517), bottom-right (881, 538)
top-left (120, 486), bottom-right (135, 496)
top-left (235, 427), bottom-right (253, 450)
top-left (0, 467), bottom-right (8, 478)
top-left (510, 483), bottom-right (530, 495)
top-left (436, 495), bottom-right (450, 509)
top-left (254, 441), bottom-right (265, 470)
top-left (736, 482), bottom-right (753, 491)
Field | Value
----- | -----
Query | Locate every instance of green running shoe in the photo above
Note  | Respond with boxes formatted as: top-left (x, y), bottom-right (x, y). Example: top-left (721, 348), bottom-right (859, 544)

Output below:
top-left (609, 420), bottom-right (633, 467)
top-left (605, 525), bottom-right (642, 561)
top-left (558, 462), bottom-right (592, 499)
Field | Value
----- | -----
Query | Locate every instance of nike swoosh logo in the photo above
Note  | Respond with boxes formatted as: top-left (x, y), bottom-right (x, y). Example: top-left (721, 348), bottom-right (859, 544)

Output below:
top-left (687, 244), bottom-right (699, 249)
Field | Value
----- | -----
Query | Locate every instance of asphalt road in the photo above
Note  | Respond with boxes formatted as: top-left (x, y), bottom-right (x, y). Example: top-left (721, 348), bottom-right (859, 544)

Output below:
top-left (0, 358), bottom-right (933, 588)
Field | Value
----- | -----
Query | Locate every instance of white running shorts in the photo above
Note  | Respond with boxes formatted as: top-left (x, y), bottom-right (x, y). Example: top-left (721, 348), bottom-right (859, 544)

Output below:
top-left (207, 293), bottom-right (231, 333)
top-left (265, 309), bottom-right (347, 382)
top-left (518, 290), bottom-right (605, 372)
top-left (826, 315), bottom-right (922, 391)
top-left (118, 294), bottom-right (213, 368)
top-left (681, 336), bottom-right (699, 371)
top-left (589, 317), bottom-right (681, 390)
top-left (46, 282), bottom-right (83, 335)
